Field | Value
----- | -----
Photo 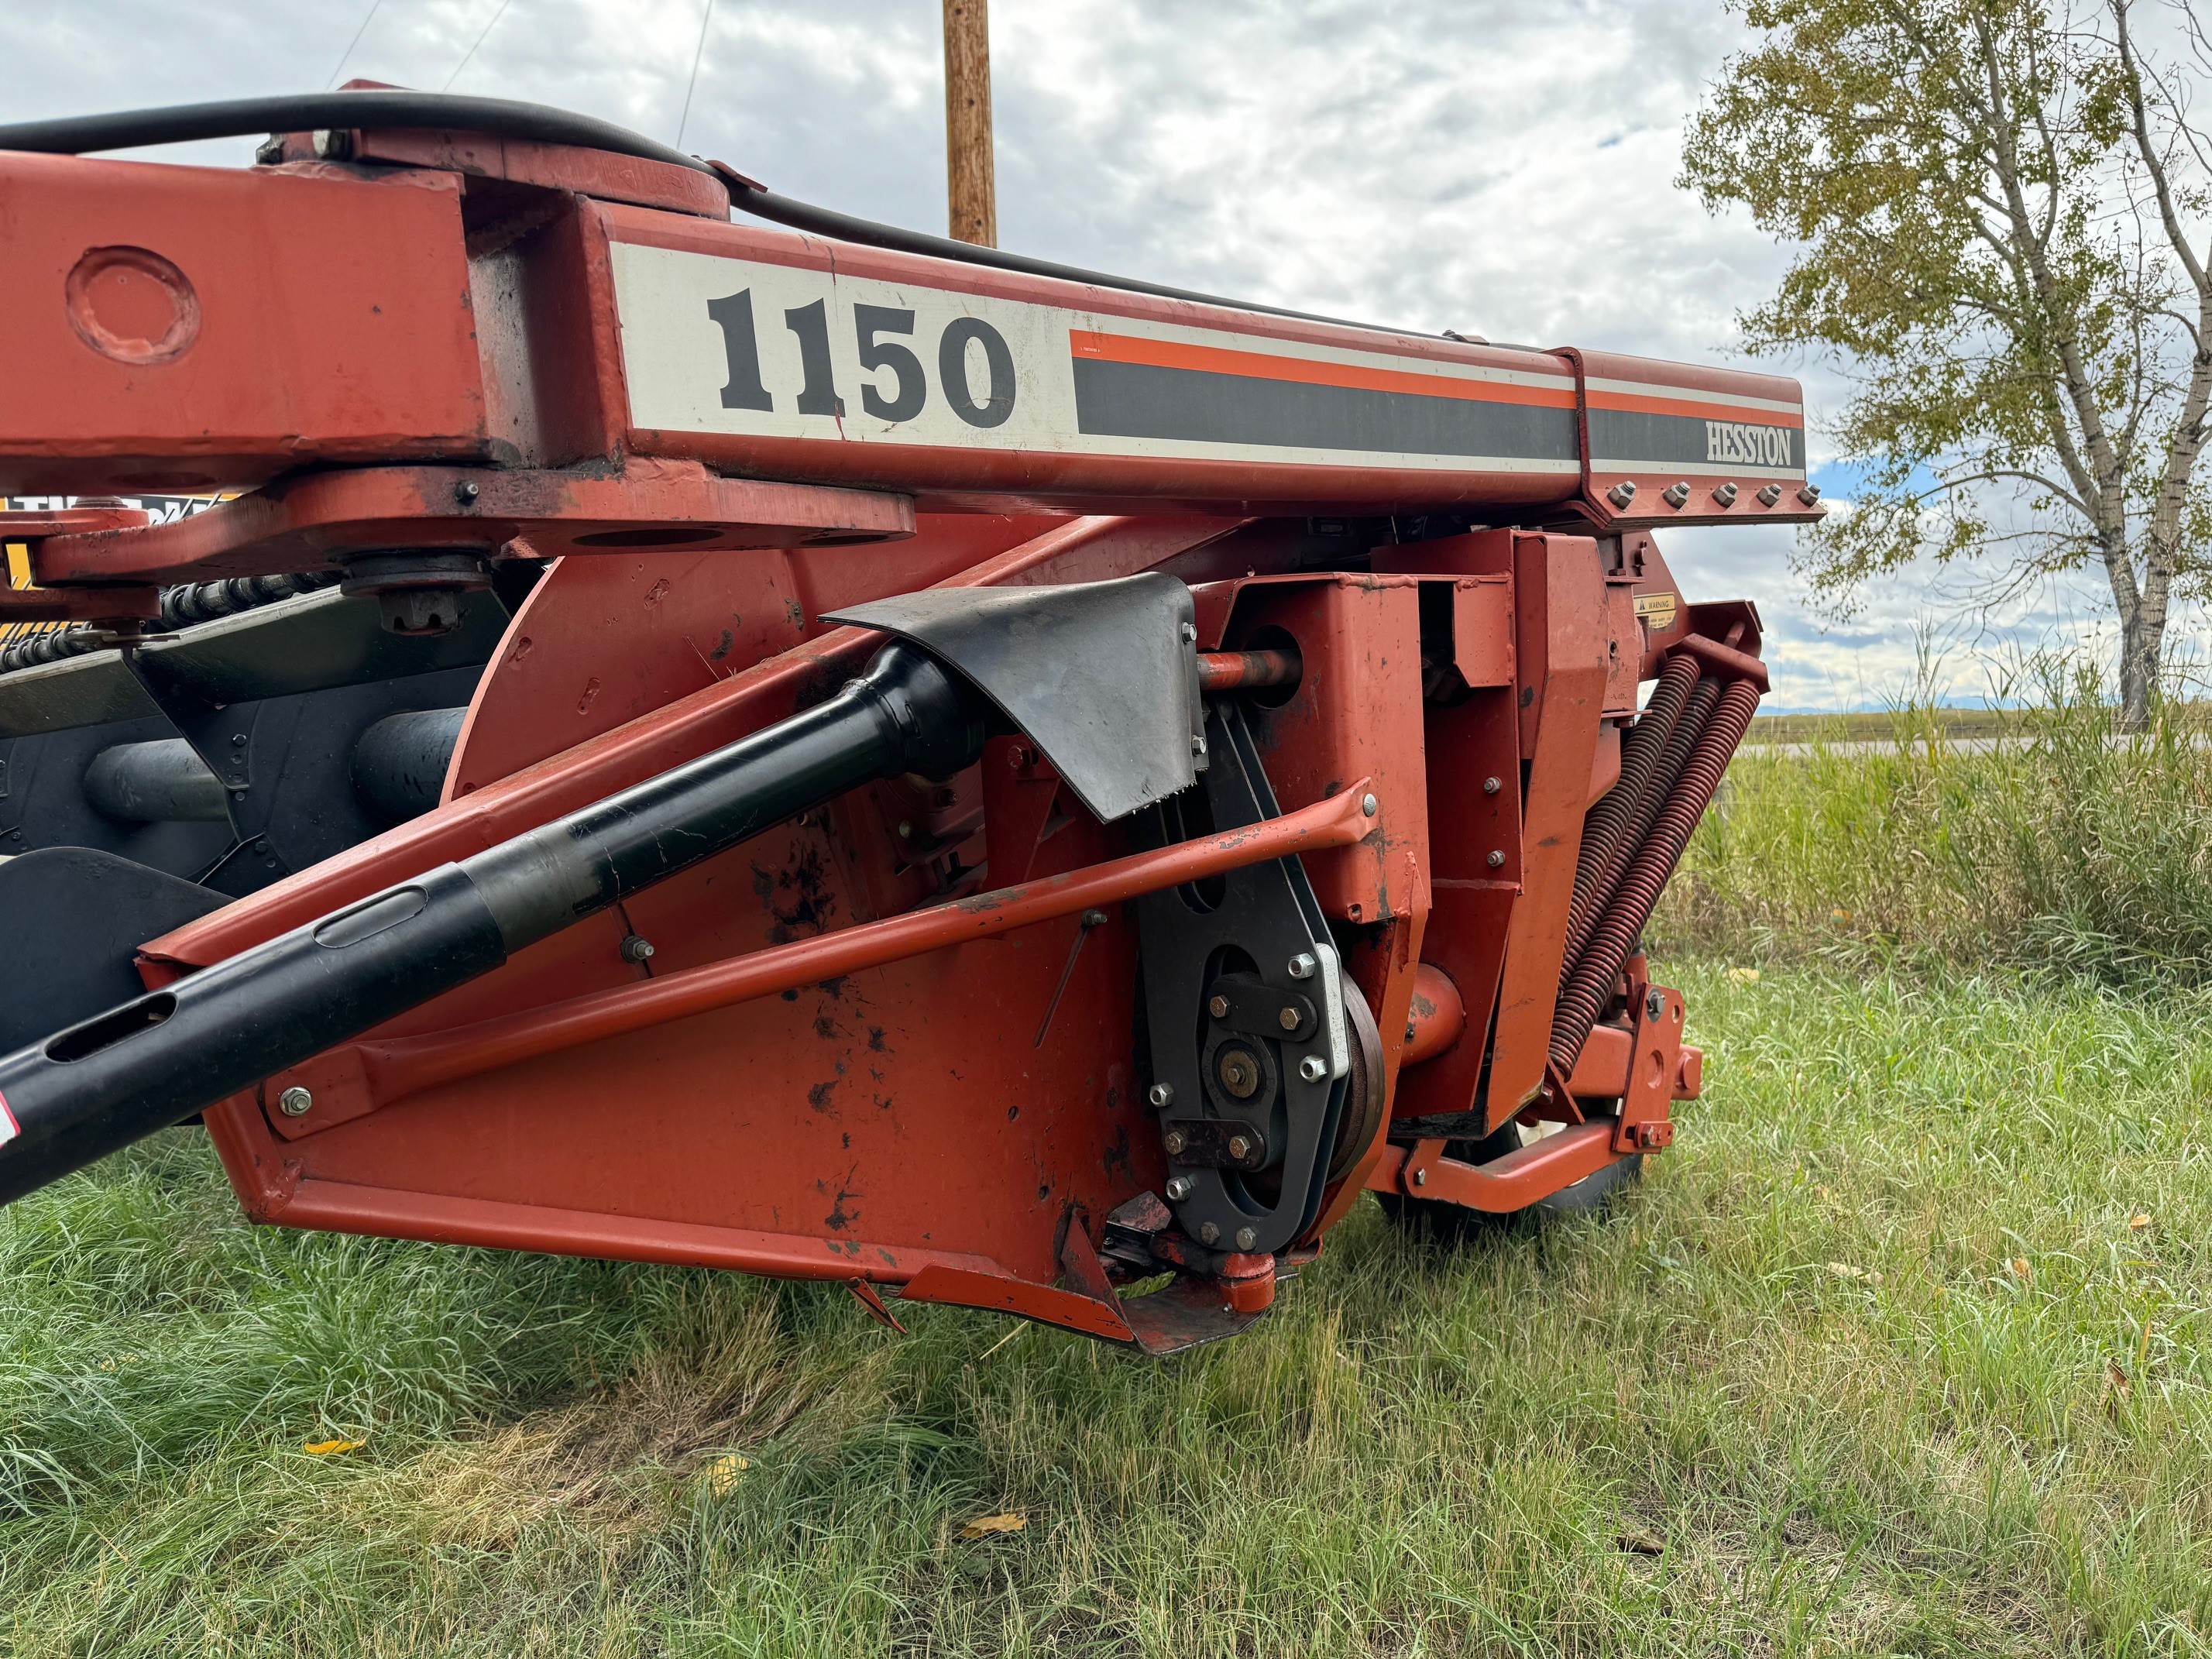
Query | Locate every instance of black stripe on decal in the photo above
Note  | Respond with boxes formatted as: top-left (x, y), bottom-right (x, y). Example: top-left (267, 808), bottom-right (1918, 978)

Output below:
top-left (1070, 359), bottom-right (1580, 462)
top-left (1588, 407), bottom-right (1805, 473)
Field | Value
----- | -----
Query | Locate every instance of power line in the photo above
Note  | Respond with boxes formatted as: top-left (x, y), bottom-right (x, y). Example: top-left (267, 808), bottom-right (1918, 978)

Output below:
top-left (325, 0), bottom-right (386, 89)
top-left (675, 0), bottom-right (715, 149)
top-left (444, 0), bottom-right (517, 91)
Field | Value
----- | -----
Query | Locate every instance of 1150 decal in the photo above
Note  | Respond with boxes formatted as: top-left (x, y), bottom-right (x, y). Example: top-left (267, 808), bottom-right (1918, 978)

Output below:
top-left (704, 290), bottom-right (1018, 428)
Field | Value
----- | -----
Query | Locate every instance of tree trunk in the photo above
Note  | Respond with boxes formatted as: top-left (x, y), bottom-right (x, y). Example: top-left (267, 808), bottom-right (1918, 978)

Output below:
top-left (2114, 579), bottom-right (2162, 728)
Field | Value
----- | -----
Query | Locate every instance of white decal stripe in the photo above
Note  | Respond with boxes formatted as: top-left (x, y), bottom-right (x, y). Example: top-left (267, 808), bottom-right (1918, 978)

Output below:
top-left (1591, 458), bottom-right (1805, 480)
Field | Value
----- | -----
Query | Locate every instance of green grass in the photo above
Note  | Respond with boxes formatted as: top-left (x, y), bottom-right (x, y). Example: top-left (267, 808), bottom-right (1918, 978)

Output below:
top-left (6, 957), bottom-right (2211, 1656)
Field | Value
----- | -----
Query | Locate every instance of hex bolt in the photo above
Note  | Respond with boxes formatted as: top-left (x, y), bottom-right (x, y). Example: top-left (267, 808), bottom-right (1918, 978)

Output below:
top-left (1606, 480), bottom-right (1637, 508)
top-left (1148, 1082), bottom-right (1176, 1108)
top-left (1487, 849), bottom-right (1506, 868)
top-left (620, 934), bottom-right (656, 964)
top-left (1208, 994), bottom-right (1231, 1019)
top-left (1287, 952), bottom-right (1316, 980)
top-left (1298, 1055), bottom-right (1328, 1083)
top-left (1798, 483), bottom-right (1823, 506)
top-left (1198, 1221), bottom-right (1220, 1245)
top-left (456, 481), bottom-right (481, 504)
top-left (1227, 1134), bottom-right (1252, 1161)
top-left (1757, 484), bottom-right (1784, 507)
top-left (1163, 1128), bottom-right (1188, 1156)
top-left (1711, 482), bottom-right (1739, 508)
top-left (1412, 1168), bottom-right (1427, 1187)
top-left (1190, 733), bottom-right (1207, 757)
top-left (1081, 908), bottom-right (1108, 928)
top-left (1646, 989), bottom-right (1664, 1021)
top-left (1180, 622), bottom-right (1198, 643)
top-left (1277, 1007), bottom-right (1300, 1033)
top-left (1482, 776), bottom-right (1501, 795)
top-left (1235, 1227), bottom-right (1258, 1251)
top-left (1165, 1175), bottom-right (1194, 1201)
top-left (1662, 481), bottom-right (1692, 508)
top-left (277, 1087), bottom-right (313, 1118)
top-left (1361, 792), bottom-right (1378, 817)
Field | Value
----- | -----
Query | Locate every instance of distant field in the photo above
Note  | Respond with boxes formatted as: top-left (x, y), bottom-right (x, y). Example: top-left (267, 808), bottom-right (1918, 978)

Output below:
top-left (1743, 707), bottom-right (2017, 744)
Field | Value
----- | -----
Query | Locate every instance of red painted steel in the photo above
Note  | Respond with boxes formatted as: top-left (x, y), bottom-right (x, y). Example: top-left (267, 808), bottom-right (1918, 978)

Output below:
top-left (0, 115), bottom-right (1787, 1343)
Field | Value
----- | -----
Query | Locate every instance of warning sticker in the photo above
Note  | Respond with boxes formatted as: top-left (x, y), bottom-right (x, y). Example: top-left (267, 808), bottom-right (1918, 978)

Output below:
top-left (0, 1088), bottom-right (16, 1149)
top-left (1634, 592), bottom-right (1679, 630)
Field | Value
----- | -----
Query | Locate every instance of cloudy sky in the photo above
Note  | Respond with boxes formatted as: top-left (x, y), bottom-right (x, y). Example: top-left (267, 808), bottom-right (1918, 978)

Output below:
top-left (5, 0), bottom-right (2192, 709)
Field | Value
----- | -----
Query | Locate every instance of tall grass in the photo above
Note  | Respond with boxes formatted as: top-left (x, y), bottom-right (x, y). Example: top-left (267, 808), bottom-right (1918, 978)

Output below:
top-left (1662, 658), bottom-right (2212, 981)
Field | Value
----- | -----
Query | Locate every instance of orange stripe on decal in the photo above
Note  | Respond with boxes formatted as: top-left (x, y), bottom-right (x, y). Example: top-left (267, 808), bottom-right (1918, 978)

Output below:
top-left (1587, 387), bottom-right (1805, 428)
top-left (1069, 330), bottom-right (1578, 411)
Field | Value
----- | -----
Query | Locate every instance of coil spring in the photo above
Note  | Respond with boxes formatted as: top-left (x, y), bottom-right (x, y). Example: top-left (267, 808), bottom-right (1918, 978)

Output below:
top-left (0, 571), bottom-right (342, 675)
top-left (1547, 674), bottom-right (1760, 1077)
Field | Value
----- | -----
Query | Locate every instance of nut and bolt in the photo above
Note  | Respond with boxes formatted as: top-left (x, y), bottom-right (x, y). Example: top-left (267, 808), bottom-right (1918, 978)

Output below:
top-left (1208, 994), bottom-right (1231, 1019)
top-left (1487, 849), bottom-right (1506, 868)
top-left (1226, 1134), bottom-right (1253, 1161)
top-left (1711, 482), bottom-right (1739, 508)
top-left (1190, 733), bottom-right (1208, 757)
top-left (1483, 775), bottom-right (1501, 795)
top-left (1412, 1168), bottom-right (1427, 1187)
top-left (1276, 1007), bottom-right (1300, 1032)
top-left (1298, 1055), bottom-right (1328, 1083)
top-left (1757, 484), bottom-right (1784, 507)
top-left (1198, 1221), bottom-right (1220, 1245)
top-left (1647, 989), bottom-right (1665, 1020)
top-left (1081, 908), bottom-right (1108, 928)
top-left (277, 1086), bottom-right (314, 1118)
top-left (1361, 792), bottom-right (1378, 817)
top-left (456, 481), bottom-right (481, 504)
top-left (620, 934), bottom-right (656, 964)
top-left (1235, 1227), bottom-right (1258, 1251)
top-left (1180, 621), bottom-right (1198, 642)
top-left (1148, 1081), bottom-right (1176, 1108)
top-left (1287, 951), bottom-right (1316, 980)
top-left (1662, 481), bottom-right (1692, 509)
top-left (1606, 480), bottom-right (1637, 508)
top-left (1165, 1175), bottom-right (1194, 1201)
top-left (1798, 483), bottom-right (1822, 506)
top-left (1163, 1128), bottom-right (1189, 1156)
top-left (1216, 1047), bottom-right (1262, 1099)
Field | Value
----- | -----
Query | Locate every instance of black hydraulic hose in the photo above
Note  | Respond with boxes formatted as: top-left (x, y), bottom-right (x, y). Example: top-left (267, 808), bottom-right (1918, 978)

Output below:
top-left (0, 642), bottom-right (985, 1206)
top-left (0, 91), bottom-right (1442, 342)
top-left (0, 91), bottom-right (707, 174)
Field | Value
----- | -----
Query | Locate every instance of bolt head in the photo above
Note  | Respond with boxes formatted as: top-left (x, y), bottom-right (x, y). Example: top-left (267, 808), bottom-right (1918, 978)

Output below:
top-left (1411, 1168), bottom-right (1427, 1187)
top-left (1081, 908), bottom-right (1108, 928)
top-left (620, 935), bottom-right (656, 963)
top-left (1226, 1134), bottom-right (1254, 1162)
top-left (1165, 1175), bottom-right (1194, 1201)
top-left (1798, 483), bottom-right (1822, 506)
top-left (1190, 733), bottom-right (1207, 756)
top-left (457, 481), bottom-right (481, 504)
top-left (1298, 1055), bottom-right (1328, 1083)
top-left (1180, 621), bottom-right (1198, 642)
top-left (277, 1086), bottom-right (313, 1118)
top-left (1361, 792), bottom-right (1378, 818)
top-left (1277, 1007), bottom-right (1300, 1032)
top-left (1198, 1221), bottom-right (1220, 1245)
top-left (1482, 775), bottom-right (1501, 795)
top-left (1757, 484), bottom-right (1784, 507)
top-left (1148, 1081), bottom-right (1175, 1108)
top-left (1287, 952), bottom-right (1316, 981)
top-left (1163, 1128), bottom-right (1187, 1156)
top-left (1235, 1227), bottom-right (1258, 1251)
top-left (1487, 849), bottom-right (1506, 869)
top-left (1647, 989), bottom-right (1665, 1021)
top-left (1606, 480), bottom-right (1637, 508)
top-left (1208, 994), bottom-right (1231, 1019)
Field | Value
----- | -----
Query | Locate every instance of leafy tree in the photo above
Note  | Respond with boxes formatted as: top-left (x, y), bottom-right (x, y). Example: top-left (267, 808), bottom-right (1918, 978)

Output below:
top-left (1683, 0), bottom-right (2212, 721)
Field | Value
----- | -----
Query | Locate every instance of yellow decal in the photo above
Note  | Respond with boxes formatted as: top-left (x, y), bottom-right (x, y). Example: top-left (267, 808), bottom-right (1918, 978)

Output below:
top-left (1633, 591), bottom-right (1678, 630)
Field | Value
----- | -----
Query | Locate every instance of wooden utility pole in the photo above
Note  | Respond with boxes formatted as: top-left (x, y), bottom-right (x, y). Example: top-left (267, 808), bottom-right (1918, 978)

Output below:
top-left (942, 0), bottom-right (996, 246)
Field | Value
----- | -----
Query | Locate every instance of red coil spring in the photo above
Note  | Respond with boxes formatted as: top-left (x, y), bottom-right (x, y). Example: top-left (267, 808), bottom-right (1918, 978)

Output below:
top-left (1560, 651), bottom-right (1701, 972)
top-left (1548, 675), bottom-right (1760, 1076)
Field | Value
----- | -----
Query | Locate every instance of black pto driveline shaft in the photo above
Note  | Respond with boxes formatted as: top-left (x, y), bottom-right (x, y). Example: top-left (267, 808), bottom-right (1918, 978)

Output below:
top-left (0, 644), bottom-right (984, 1206)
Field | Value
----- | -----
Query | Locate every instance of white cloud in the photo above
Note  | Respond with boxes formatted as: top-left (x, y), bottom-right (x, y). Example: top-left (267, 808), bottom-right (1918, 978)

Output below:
top-left (2, 0), bottom-right (2187, 707)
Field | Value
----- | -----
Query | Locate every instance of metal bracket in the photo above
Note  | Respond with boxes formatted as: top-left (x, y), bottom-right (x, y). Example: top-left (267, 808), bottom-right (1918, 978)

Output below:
top-left (1134, 700), bottom-right (1348, 1257)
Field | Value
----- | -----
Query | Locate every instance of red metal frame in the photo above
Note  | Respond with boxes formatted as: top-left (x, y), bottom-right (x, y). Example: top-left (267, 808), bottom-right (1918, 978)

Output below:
top-left (0, 111), bottom-right (1784, 1345)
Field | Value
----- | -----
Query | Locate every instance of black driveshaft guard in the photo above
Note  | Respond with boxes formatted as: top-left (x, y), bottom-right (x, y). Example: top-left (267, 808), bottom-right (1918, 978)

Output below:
top-left (822, 572), bottom-right (1203, 823)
